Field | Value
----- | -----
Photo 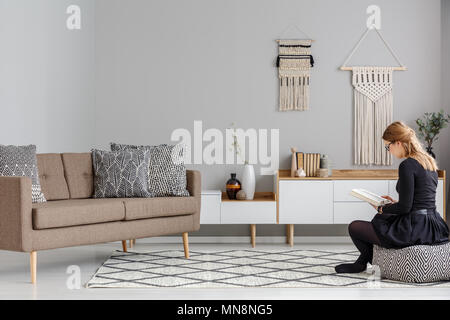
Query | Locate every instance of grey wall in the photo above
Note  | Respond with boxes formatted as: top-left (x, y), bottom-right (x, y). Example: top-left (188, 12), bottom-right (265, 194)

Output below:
top-left (0, 0), bottom-right (95, 152)
top-left (94, 0), bottom-right (448, 236)
top-left (0, 0), bottom-right (447, 237)
top-left (444, 0), bottom-right (450, 110)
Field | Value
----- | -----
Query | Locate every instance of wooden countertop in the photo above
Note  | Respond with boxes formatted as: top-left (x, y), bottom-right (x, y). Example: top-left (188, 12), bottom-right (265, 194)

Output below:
top-left (222, 192), bottom-right (276, 202)
top-left (278, 169), bottom-right (446, 180)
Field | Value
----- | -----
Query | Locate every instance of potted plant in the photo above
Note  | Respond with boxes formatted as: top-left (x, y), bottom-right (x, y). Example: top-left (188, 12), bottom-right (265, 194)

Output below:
top-left (415, 109), bottom-right (450, 159)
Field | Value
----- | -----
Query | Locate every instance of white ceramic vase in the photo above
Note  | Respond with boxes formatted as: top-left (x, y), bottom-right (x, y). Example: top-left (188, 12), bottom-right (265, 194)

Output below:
top-left (241, 164), bottom-right (255, 200)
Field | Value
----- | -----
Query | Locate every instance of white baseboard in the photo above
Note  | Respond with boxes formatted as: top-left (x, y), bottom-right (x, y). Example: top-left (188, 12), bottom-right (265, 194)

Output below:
top-left (135, 236), bottom-right (352, 244)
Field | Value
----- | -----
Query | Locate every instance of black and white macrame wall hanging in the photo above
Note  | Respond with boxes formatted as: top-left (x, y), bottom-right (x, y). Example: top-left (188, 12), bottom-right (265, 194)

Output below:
top-left (276, 39), bottom-right (314, 111)
top-left (340, 27), bottom-right (406, 166)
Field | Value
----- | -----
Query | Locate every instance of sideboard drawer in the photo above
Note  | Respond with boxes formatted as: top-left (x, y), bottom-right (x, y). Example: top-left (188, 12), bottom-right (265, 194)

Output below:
top-left (334, 180), bottom-right (389, 202)
top-left (333, 202), bottom-right (377, 224)
top-left (221, 201), bottom-right (276, 224)
top-left (279, 180), bottom-right (333, 224)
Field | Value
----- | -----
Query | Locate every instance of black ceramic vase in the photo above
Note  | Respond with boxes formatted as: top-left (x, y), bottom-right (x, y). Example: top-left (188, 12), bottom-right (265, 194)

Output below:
top-left (226, 173), bottom-right (241, 200)
top-left (426, 146), bottom-right (436, 159)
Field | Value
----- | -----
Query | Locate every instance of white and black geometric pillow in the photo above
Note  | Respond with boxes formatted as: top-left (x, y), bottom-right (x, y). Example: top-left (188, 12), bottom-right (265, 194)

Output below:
top-left (110, 143), bottom-right (190, 197)
top-left (0, 144), bottom-right (46, 203)
top-left (91, 149), bottom-right (153, 198)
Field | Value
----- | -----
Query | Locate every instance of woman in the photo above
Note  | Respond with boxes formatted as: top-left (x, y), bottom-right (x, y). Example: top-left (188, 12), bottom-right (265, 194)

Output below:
top-left (335, 121), bottom-right (449, 274)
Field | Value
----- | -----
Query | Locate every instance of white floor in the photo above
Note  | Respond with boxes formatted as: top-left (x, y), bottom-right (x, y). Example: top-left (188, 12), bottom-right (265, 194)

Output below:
top-left (0, 241), bottom-right (449, 300)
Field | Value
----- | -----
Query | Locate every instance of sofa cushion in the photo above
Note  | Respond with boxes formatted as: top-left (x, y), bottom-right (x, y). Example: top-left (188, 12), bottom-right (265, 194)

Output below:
top-left (0, 144), bottom-right (46, 203)
top-left (110, 143), bottom-right (190, 197)
top-left (37, 154), bottom-right (70, 201)
top-left (62, 153), bottom-right (94, 199)
top-left (123, 197), bottom-right (197, 220)
top-left (32, 199), bottom-right (125, 230)
top-left (92, 149), bottom-right (152, 198)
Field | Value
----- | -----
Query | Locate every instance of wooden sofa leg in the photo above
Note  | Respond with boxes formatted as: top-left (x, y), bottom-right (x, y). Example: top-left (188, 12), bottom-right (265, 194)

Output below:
top-left (122, 240), bottom-right (127, 252)
top-left (30, 251), bottom-right (37, 284)
top-left (182, 232), bottom-right (189, 259)
top-left (129, 239), bottom-right (135, 248)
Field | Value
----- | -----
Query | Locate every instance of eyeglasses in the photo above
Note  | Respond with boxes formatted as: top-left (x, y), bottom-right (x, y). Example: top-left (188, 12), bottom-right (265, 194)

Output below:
top-left (385, 142), bottom-right (394, 152)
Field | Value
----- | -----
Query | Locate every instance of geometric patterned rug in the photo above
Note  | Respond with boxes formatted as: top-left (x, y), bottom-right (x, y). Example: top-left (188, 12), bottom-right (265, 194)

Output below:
top-left (86, 249), bottom-right (450, 288)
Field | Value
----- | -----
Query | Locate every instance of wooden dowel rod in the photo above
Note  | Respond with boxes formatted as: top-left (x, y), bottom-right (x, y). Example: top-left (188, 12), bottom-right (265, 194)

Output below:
top-left (340, 66), bottom-right (407, 71)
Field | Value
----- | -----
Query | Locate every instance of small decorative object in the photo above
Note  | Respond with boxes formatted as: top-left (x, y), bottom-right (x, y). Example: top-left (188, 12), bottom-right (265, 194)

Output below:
top-left (290, 147), bottom-right (297, 177)
top-left (320, 154), bottom-right (329, 169)
top-left (340, 27), bottom-right (406, 166)
top-left (318, 168), bottom-right (329, 178)
top-left (320, 154), bottom-right (332, 176)
top-left (295, 168), bottom-right (306, 177)
top-left (236, 190), bottom-right (247, 200)
top-left (415, 109), bottom-right (450, 159)
top-left (229, 123), bottom-right (255, 199)
top-left (276, 39), bottom-right (314, 111)
top-left (241, 164), bottom-right (255, 200)
top-left (226, 173), bottom-right (241, 200)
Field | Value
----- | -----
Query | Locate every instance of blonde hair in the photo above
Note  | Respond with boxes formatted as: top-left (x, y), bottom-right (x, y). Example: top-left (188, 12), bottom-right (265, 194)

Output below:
top-left (382, 121), bottom-right (438, 171)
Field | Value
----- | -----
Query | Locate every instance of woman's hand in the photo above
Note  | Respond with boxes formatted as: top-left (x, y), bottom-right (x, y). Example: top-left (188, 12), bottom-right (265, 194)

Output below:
top-left (381, 195), bottom-right (397, 204)
top-left (370, 195), bottom-right (397, 212)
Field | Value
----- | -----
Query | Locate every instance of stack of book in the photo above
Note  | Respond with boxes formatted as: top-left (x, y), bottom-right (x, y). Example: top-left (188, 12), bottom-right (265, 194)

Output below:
top-left (296, 152), bottom-right (321, 177)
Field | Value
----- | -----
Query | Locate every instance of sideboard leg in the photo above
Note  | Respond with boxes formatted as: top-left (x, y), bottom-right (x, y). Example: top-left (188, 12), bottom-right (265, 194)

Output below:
top-left (250, 224), bottom-right (256, 248)
top-left (286, 225), bottom-right (290, 244)
top-left (289, 224), bottom-right (294, 247)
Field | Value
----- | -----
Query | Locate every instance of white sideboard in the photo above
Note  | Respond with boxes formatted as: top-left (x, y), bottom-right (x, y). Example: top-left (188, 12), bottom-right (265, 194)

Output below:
top-left (200, 169), bottom-right (447, 247)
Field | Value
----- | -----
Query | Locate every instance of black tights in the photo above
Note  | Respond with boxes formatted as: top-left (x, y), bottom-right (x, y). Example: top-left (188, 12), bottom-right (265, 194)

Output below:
top-left (335, 220), bottom-right (382, 273)
top-left (348, 220), bottom-right (382, 265)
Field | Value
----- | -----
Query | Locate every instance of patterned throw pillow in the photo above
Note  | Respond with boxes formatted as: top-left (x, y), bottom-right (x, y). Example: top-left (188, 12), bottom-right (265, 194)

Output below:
top-left (0, 144), bottom-right (46, 203)
top-left (110, 143), bottom-right (190, 197)
top-left (91, 149), bottom-right (153, 198)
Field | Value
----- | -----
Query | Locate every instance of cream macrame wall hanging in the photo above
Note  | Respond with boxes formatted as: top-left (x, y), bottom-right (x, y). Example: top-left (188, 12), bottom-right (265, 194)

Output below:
top-left (340, 27), bottom-right (406, 166)
top-left (276, 38), bottom-right (314, 111)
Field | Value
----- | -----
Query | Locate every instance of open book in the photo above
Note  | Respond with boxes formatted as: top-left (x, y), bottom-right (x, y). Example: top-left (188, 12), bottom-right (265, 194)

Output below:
top-left (350, 189), bottom-right (392, 207)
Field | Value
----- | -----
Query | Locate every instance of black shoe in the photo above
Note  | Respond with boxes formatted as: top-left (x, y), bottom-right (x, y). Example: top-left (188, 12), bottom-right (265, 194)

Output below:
top-left (334, 263), bottom-right (367, 274)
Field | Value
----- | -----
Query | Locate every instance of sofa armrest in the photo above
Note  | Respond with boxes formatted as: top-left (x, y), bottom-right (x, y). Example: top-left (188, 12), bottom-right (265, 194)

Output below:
top-left (186, 170), bottom-right (201, 198)
top-left (0, 177), bottom-right (33, 252)
top-left (186, 170), bottom-right (201, 230)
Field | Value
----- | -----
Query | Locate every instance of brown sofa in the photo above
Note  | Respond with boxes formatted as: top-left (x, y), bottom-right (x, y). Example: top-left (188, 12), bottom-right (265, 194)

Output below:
top-left (0, 153), bottom-right (201, 284)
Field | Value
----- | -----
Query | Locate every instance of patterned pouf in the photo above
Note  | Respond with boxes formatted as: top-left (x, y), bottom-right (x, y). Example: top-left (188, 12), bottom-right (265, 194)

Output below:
top-left (372, 242), bottom-right (450, 283)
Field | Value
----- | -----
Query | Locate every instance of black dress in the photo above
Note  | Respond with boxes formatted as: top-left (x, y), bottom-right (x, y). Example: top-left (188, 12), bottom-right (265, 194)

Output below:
top-left (371, 157), bottom-right (449, 249)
